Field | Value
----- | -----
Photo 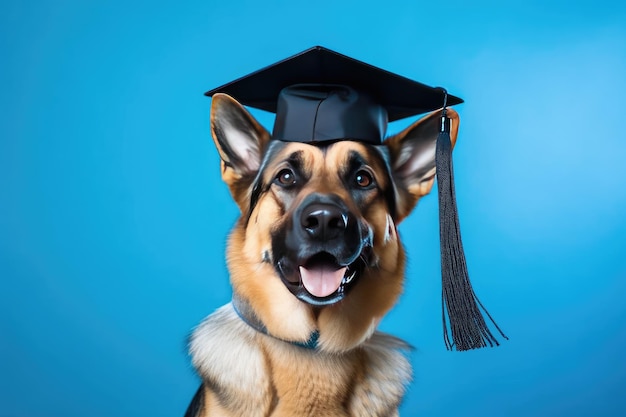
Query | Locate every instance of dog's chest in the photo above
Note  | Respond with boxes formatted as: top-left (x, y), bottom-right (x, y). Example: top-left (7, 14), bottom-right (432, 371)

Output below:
top-left (263, 341), bottom-right (359, 416)
top-left (190, 305), bottom-right (410, 417)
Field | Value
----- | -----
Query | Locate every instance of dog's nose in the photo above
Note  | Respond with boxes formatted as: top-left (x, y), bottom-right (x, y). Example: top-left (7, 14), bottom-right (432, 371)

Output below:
top-left (301, 203), bottom-right (348, 241)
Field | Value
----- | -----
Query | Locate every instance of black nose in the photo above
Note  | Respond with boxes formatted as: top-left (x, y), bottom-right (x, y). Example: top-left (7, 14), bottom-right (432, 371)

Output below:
top-left (301, 203), bottom-right (348, 241)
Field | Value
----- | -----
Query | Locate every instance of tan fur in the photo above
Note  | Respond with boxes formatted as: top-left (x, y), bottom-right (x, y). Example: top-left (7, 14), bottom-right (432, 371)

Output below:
top-left (188, 93), bottom-right (460, 416)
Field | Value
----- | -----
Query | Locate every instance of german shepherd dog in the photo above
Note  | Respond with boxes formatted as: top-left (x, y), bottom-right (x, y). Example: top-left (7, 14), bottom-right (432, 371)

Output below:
top-left (186, 93), bottom-right (459, 416)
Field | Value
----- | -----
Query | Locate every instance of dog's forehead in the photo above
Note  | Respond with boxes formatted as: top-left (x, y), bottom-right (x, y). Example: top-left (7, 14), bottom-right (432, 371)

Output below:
top-left (267, 141), bottom-right (379, 170)
top-left (325, 141), bottom-right (371, 162)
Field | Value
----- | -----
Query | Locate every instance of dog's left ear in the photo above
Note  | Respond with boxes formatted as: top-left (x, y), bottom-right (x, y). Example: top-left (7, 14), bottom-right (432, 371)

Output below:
top-left (384, 108), bottom-right (460, 221)
top-left (210, 93), bottom-right (271, 211)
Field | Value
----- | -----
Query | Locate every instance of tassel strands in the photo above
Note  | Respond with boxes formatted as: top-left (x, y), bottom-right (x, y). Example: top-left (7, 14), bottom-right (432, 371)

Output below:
top-left (435, 88), bottom-right (508, 351)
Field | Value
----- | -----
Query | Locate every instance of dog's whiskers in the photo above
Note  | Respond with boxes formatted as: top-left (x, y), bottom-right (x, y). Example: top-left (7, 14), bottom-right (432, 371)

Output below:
top-left (261, 250), bottom-right (271, 264)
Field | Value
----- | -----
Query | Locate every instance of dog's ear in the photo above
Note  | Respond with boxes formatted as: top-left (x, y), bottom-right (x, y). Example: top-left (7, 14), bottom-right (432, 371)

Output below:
top-left (210, 93), bottom-right (271, 210)
top-left (384, 108), bottom-right (460, 221)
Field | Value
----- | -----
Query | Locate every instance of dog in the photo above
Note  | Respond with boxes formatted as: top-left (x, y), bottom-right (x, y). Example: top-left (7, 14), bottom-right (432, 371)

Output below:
top-left (185, 92), bottom-right (459, 417)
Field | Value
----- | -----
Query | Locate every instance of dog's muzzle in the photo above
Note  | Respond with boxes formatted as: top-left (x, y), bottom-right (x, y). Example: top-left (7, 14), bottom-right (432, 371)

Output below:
top-left (272, 193), bottom-right (372, 306)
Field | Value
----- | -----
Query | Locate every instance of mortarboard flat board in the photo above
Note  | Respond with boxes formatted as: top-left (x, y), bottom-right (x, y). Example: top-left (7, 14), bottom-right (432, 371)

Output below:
top-left (205, 46), bottom-right (463, 145)
top-left (204, 45), bottom-right (462, 122)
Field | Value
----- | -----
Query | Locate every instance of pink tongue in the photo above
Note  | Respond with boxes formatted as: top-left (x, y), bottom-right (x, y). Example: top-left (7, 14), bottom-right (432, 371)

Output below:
top-left (299, 264), bottom-right (347, 298)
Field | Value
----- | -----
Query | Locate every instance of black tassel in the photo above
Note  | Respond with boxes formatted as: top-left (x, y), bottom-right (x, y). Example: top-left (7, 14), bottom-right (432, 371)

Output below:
top-left (435, 89), bottom-right (508, 351)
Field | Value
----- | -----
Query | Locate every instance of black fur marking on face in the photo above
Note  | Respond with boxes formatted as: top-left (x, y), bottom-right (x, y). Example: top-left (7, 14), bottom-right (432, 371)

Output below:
top-left (342, 151), bottom-right (378, 205)
top-left (341, 147), bottom-right (397, 219)
top-left (246, 140), bottom-right (288, 224)
top-left (372, 145), bottom-right (398, 219)
top-left (247, 144), bottom-right (311, 225)
top-left (270, 191), bottom-right (373, 306)
top-left (344, 151), bottom-right (369, 181)
top-left (271, 150), bottom-right (308, 190)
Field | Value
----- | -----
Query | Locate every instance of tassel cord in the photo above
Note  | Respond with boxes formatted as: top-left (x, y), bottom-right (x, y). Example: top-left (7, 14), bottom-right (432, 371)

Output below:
top-left (436, 109), bottom-right (508, 351)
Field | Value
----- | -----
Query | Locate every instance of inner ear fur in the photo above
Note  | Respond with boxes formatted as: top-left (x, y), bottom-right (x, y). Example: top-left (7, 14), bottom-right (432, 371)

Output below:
top-left (210, 93), bottom-right (270, 211)
top-left (384, 108), bottom-right (459, 221)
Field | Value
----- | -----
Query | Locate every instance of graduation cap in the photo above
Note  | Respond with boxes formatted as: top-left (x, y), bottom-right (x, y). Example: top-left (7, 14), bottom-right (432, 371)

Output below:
top-left (206, 46), bottom-right (507, 351)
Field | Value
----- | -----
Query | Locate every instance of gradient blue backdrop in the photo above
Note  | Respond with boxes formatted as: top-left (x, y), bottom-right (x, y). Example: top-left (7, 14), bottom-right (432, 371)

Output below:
top-left (2, 1), bottom-right (625, 416)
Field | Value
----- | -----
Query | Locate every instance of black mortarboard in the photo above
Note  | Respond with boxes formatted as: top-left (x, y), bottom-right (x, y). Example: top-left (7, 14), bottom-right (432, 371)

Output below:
top-left (206, 46), bottom-right (506, 351)
top-left (205, 46), bottom-right (462, 144)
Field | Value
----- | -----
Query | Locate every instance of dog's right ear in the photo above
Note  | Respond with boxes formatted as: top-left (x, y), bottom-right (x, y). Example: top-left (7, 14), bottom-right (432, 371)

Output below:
top-left (210, 93), bottom-right (271, 210)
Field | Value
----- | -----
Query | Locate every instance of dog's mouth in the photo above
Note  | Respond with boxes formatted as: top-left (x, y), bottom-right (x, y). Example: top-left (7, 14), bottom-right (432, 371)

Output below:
top-left (277, 250), bottom-right (368, 306)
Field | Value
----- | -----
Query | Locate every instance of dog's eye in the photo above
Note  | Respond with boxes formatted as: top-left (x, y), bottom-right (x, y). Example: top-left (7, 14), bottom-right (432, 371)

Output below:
top-left (355, 170), bottom-right (374, 188)
top-left (276, 169), bottom-right (296, 186)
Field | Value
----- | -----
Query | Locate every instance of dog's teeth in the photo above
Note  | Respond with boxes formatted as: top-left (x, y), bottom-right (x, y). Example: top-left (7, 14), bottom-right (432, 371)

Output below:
top-left (342, 271), bottom-right (356, 285)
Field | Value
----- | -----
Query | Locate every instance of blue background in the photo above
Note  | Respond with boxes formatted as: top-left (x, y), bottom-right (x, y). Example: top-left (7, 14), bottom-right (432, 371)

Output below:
top-left (2, 1), bottom-right (625, 416)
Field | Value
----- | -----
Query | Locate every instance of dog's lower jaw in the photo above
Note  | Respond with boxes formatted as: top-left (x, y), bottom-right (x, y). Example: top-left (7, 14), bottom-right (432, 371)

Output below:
top-left (227, 222), bottom-right (406, 353)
